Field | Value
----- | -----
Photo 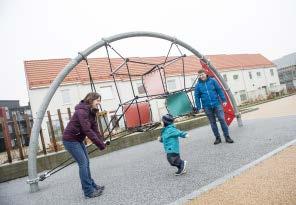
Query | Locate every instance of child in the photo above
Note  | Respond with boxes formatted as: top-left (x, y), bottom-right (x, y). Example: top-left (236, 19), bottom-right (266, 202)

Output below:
top-left (159, 114), bottom-right (188, 175)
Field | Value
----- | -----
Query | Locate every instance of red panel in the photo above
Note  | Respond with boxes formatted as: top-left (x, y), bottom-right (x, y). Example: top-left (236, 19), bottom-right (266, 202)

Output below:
top-left (200, 60), bottom-right (235, 125)
top-left (123, 102), bottom-right (152, 129)
top-left (143, 69), bottom-right (165, 96)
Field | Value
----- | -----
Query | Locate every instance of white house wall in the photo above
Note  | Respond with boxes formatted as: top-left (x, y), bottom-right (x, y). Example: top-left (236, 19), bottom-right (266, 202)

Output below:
top-left (220, 66), bottom-right (281, 103)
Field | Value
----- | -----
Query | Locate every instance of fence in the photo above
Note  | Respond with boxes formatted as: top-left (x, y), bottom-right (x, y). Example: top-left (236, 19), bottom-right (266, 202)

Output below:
top-left (0, 107), bottom-right (111, 165)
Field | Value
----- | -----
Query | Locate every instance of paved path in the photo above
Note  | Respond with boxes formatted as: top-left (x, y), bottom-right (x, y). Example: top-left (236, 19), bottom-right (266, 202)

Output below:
top-left (242, 94), bottom-right (296, 120)
top-left (0, 95), bottom-right (295, 205)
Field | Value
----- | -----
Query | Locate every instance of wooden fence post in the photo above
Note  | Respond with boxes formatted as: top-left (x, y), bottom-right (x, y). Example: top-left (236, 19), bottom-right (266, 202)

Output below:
top-left (24, 114), bottom-right (32, 149)
top-left (67, 108), bottom-right (72, 119)
top-left (47, 111), bottom-right (58, 152)
top-left (12, 114), bottom-right (24, 160)
top-left (57, 109), bottom-right (64, 134)
top-left (24, 114), bottom-right (32, 136)
top-left (39, 129), bottom-right (47, 155)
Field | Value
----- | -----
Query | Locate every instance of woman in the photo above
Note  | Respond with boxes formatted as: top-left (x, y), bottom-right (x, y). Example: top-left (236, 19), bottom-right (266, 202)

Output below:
top-left (63, 92), bottom-right (106, 199)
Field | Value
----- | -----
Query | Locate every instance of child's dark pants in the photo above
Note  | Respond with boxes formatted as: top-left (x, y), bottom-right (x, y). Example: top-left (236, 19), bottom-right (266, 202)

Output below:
top-left (167, 153), bottom-right (183, 169)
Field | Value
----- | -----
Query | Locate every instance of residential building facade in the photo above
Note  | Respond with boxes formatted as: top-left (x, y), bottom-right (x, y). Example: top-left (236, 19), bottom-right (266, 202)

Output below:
top-left (0, 100), bottom-right (33, 152)
top-left (273, 52), bottom-right (296, 90)
top-left (24, 54), bottom-right (283, 146)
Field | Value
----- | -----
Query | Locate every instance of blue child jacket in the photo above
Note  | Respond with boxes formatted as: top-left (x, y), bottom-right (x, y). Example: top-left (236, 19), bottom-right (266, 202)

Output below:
top-left (160, 124), bottom-right (187, 153)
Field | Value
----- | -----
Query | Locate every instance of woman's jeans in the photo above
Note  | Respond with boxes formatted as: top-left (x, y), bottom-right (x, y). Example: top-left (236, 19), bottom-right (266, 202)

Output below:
top-left (204, 105), bottom-right (229, 139)
top-left (63, 140), bottom-right (97, 196)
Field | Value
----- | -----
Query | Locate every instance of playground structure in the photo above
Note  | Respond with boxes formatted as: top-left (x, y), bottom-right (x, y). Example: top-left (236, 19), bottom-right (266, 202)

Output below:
top-left (27, 31), bottom-right (242, 193)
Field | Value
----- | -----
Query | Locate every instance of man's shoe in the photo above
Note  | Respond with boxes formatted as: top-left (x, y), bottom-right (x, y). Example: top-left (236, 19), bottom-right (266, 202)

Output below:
top-left (225, 136), bottom-right (234, 143)
top-left (214, 138), bottom-right (222, 145)
top-left (94, 185), bottom-right (105, 191)
top-left (85, 189), bottom-right (103, 199)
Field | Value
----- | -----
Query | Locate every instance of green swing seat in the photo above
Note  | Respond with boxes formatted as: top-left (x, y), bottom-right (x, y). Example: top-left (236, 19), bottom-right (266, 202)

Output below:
top-left (165, 91), bottom-right (193, 117)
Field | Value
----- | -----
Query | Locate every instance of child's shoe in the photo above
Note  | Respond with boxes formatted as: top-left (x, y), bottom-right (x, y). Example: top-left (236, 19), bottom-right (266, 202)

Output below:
top-left (175, 160), bottom-right (187, 176)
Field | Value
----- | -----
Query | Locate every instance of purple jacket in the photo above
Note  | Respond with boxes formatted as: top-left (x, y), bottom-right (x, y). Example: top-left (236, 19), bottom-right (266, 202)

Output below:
top-left (63, 101), bottom-right (106, 150)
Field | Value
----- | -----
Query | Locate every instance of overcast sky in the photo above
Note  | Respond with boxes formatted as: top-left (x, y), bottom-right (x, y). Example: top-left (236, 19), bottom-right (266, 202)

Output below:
top-left (0, 0), bottom-right (295, 105)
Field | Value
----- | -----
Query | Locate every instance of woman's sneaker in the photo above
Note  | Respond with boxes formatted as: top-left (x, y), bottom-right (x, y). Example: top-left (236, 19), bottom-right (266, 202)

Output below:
top-left (85, 189), bottom-right (103, 199)
top-left (175, 161), bottom-right (187, 176)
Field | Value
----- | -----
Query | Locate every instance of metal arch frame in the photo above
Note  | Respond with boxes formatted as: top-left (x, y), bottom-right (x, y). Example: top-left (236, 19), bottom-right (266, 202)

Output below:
top-left (28, 31), bottom-right (242, 193)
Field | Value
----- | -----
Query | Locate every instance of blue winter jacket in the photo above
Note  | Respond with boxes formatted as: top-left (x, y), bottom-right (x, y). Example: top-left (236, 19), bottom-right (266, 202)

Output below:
top-left (194, 77), bottom-right (226, 110)
top-left (160, 124), bottom-right (187, 154)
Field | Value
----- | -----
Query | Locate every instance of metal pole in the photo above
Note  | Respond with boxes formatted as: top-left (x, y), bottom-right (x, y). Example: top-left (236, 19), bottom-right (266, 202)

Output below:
top-left (28, 57), bottom-right (82, 192)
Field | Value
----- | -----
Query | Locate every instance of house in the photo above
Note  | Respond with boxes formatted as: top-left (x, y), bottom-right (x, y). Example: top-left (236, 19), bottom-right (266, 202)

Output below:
top-left (0, 100), bottom-right (33, 152)
top-left (24, 54), bottom-right (282, 146)
top-left (273, 52), bottom-right (296, 90)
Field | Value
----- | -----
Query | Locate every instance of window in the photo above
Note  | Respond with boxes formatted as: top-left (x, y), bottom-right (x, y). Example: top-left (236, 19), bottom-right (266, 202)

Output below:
top-left (24, 109), bottom-right (32, 116)
top-left (223, 74), bottom-right (227, 82)
top-left (270, 83), bottom-right (276, 87)
top-left (239, 90), bottom-right (247, 101)
top-left (240, 94), bottom-right (247, 101)
top-left (270, 69), bottom-right (274, 76)
top-left (61, 90), bottom-right (71, 104)
top-left (167, 79), bottom-right (177, 91)
top-left (233, 74), bottom-right (239, 80)
top-left (100, 86), bottom-right (114, 100)
top-left (249, 72), bottom-right (252, 79)
top-left (11, 111), bottom-right (20, 118)
top-left (256, 72), bottom-right (261, 77)
top-left (136, 83), bottom-right (145, 95)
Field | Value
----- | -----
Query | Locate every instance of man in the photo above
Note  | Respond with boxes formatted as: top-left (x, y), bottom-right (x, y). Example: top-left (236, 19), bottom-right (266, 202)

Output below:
top-left (194, 69), bottom-right (234, 145)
